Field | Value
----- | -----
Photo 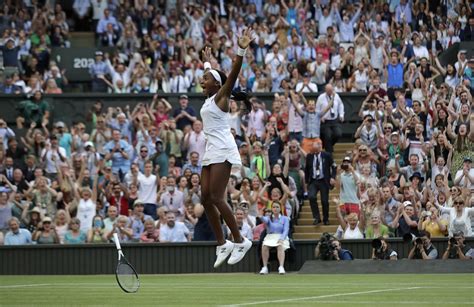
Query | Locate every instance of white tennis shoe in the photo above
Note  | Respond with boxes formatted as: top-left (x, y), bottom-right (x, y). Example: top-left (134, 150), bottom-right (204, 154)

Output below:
top-left (278, 266), bottom-right (286, 275)
top-left (259, 266), bottom-right (269, 275)
top-left (227, 237), bottom-right (252, 265)
top-left (214, 240), bottom-right (235, 268)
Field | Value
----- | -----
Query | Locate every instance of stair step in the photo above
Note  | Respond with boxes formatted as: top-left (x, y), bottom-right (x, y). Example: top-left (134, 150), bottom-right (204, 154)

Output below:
top-left (294, 225), bottom-right (339, 233)
top-left (297, 218), bottom-right (338, 225)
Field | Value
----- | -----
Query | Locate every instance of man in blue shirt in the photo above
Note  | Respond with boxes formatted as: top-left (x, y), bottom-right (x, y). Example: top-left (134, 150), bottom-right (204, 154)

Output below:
top-left (4, 217), bottom-right (32, 245)
top-left (104, 129), bottom-right (132, 180)
top-left (89, 51), bottom-right (110, 92)
top-left (181, 151), bottom-right (202, 175)
top-left (386, 50), bottom-right (404, 90)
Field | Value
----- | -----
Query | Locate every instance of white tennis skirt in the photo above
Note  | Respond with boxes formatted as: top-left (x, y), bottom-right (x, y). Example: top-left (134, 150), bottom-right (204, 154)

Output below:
top-left (201, 147), bottom-right (242, 167)
top-left (262, 234), bottom-right (290, 250)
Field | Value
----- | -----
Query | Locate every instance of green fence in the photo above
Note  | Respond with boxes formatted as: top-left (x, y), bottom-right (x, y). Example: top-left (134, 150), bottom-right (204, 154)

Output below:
top-left (0, 238), bottom-right (470, 275)
top-left (1, 93), bottom-right (364, 139)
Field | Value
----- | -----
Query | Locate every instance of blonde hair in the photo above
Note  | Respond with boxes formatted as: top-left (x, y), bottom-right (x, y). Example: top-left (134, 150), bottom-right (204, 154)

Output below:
top-left (346, 213), bottom-right (359, 222)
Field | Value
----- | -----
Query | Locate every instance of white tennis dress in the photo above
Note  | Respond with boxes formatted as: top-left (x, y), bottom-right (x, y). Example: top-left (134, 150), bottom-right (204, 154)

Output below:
top-left (200, 94), bottom-right (242, 167)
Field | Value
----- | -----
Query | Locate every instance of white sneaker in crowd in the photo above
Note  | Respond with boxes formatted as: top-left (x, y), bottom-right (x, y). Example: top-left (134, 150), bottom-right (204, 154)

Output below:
top-left (259, 266), bottom-right (269, 275)
top-left (227, 237), bottom-right (252, 265)
top-left (278, 266), bottom-right (286, 275)
top-left (214, 240), bottom-right (235, 268)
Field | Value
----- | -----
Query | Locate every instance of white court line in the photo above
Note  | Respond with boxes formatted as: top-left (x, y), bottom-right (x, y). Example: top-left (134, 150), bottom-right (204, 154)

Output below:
top-left (221, 287), bottom-right (422, 307)
top-left (284, 301), bottom-right (474, 305)
top-left (0, 283), bottom-right (52, 289)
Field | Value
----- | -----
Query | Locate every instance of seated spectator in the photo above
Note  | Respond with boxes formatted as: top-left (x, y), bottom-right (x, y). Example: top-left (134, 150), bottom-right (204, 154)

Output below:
top-left (87, 215), bottom-right (107, 243)
top-left (159, 212), bottom-right (190, 243)
top-left (259, 201), bottom-right (290, 275)
top-left (365, 212), bottom-right (390, 239)
top-left (64, 218), bottom-right (87, 244)
top-left (140, 219), bottom-right (160, 243)
top-left (228, 207), bottom-right (253, 241)
top-left (53, 209), bottom-right (70, 244)
top-left (32, 216), bottom-right (59, 244)
top-left (335, 205), bottom-right (364, 240)
top-left (408, 231), bottom-right (438, 260)
top-left (442, 231), bottom-right (474, 260)
top-left (371, 237), bottom-right (398, 260)
top-left (105, 215), bottom-right (133, 243)
top-left (128, 199), bottom-right (153, 241)
top-left (0, 75), bottom-right (22, 94)
top-left (4, 217), bottom-right (32, 245)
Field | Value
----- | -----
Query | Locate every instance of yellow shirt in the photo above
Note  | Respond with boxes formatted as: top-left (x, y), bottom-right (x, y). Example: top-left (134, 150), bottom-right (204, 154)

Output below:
top-left (422, 219), bottom-right (448, 237)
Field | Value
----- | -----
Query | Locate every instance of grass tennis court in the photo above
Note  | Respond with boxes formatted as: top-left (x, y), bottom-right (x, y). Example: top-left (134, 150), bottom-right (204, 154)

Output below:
top-left (1, 274), bottom-right (473, 306)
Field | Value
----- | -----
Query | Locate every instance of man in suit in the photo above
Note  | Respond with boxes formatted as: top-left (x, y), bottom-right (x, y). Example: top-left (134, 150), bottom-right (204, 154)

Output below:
top-left (305, 139), bottom-right (336, 225)
top-left (461, 16), bottom-right (474, 42)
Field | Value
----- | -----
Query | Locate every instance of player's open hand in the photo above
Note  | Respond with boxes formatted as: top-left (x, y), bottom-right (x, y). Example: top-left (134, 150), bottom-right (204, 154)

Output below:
top-left (237, 28), bottom-right (255, 49)
top-left (202, 46), bottom-right (212, 63)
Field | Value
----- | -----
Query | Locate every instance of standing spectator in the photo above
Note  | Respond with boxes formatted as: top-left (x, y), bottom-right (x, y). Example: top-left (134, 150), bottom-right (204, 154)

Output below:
top-left (391, 201), bottom-right (419, 238)
top-left (305, 140), bottom-right (336, 225)
top-left (337, 157), bottom-right (360, 216)
top-left (70, 173), bottom-right (99, 233)
top-left (159, 176), bottom-right (185, 221)
top-left (73, 0), bottom-right (91, 31)
top-left (135, 161), bottom-right (158, 219)
top-left (104, 129), bottom-right (132, 179)
top-left (89, 51), bottom-right (110, 92)
top-left (173, 95), bottom-right (197, 130)
top-left (149, 139), bottom-right (169, 178)
top-left (247, 100), bottom-right (267, 140)
top-left (317, 84), bottom-right (344, 153)
top-left (183, 120), bottom-right (206, 161)
top-left (159, 211), bottom-right (190, 243)
top-left (40, 135), bottom-right (67, 180)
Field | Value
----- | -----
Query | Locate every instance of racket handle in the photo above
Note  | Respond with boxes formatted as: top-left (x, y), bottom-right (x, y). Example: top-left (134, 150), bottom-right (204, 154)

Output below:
top-left (113, 233), bottom-right (122, 250)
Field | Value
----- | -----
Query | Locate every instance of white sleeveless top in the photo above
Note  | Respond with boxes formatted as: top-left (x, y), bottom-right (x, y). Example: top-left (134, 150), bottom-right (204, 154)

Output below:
top-left (343, 224), bottom-right (364, 239)
top-left (77, 198), bottom-right (96, 232)
top-left (200, 94), bottom-right (242, 167)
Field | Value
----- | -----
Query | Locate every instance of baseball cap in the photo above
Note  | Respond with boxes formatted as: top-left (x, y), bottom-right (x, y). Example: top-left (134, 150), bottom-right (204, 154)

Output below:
top-left (42, 217), bottom-right (52, 223)
top-left (133, 199), bottom-right (145, 207)
top-left (95, 51), bottom-right (103, 56)
top-left (343, 156), bottom-right (351, 162)
top-left (403, 201), bottom-right (413, 208)
top-left (55, 121), bottom-right (65, 128)
top-left (464, 157), bottom-right (472, 163)
top-left (85, 141), bottom-right (94, 148)
top-left (179, 94), bottom-right (188, 99)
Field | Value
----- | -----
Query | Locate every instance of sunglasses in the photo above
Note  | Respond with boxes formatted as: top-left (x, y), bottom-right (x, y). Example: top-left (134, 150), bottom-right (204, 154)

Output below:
top-left (454, 202), bottom-right (464, 205)
top-left (359, 149), bottom-right (367, 152)
top-left (141, 150), bottom-right (148, 153)
top-left (384, 127), bottom-right (392, 130)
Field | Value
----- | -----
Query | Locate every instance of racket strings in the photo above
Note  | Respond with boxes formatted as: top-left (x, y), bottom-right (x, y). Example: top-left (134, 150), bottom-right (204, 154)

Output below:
top-left (117, 263), bottom-right (139, 292)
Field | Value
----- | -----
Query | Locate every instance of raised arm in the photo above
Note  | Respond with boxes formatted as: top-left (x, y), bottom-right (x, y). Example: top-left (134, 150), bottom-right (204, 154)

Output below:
top-left (214, 28), bottom-right (254, 112)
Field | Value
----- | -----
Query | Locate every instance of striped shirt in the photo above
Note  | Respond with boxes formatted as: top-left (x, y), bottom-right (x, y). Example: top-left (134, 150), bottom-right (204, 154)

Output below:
top-left (89, 61), bottom-right (109, 77)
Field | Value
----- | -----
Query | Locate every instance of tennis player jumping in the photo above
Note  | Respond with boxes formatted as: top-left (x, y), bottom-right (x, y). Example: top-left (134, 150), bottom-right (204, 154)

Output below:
top-left (199, 28), bottom-right (254, 268)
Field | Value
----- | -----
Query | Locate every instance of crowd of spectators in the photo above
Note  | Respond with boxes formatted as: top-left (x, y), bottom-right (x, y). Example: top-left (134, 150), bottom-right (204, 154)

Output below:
top-left (0, 0), bottom-right (473, 95)
top-left (0, 1), bottom-right (473, 265)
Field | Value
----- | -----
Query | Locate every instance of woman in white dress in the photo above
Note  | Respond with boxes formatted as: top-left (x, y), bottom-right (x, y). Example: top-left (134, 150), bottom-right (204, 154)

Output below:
top-left (70, 172), bottom-right (99, 234)
top-left (199, 28), bottom-right (254, 268)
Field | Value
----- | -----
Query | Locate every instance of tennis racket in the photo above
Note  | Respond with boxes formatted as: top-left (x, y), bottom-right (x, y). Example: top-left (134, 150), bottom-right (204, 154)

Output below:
top-left (113, 233), bottom-right (140, 293)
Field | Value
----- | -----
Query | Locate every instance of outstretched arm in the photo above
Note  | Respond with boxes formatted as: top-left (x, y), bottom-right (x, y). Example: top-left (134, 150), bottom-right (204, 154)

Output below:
top-left (214, 28), bottom-right (254, 112)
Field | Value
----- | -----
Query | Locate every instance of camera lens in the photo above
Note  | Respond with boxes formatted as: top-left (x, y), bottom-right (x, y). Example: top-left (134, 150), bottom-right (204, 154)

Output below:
top-left (372, 238), bottom-right (382, 249)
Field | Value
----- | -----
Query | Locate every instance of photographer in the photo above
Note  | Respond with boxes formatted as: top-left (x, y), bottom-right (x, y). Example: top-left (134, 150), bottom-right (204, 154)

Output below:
top-left (371, 237), bottom-right (398, 260)
top-left (442, 231), bottom-right (474, 260)
top-left (315, 233), bottom-right (353, 261)
top-left (408, 231), bottom-right (438, 260)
